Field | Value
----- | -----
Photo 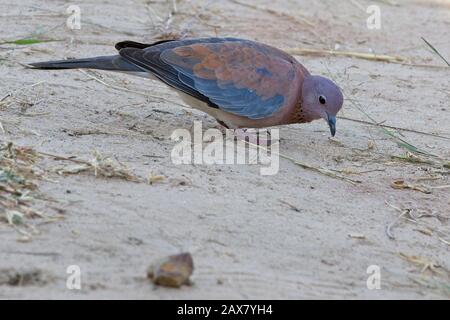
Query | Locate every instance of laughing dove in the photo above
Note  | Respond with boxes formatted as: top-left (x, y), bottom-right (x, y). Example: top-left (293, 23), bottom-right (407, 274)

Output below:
top-left (30, 38), bottom-right (343, 136)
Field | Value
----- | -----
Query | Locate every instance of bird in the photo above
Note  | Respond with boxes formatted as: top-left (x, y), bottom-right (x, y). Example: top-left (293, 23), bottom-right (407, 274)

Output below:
top-left (29, 37), bottom-right (343, 141)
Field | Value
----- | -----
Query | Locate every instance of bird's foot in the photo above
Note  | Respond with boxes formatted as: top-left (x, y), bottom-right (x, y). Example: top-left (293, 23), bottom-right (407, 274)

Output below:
top-left (233, 128), bottom-right (276, 146)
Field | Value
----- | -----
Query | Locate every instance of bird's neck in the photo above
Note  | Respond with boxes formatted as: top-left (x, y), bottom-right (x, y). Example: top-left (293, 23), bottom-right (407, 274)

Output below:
top-left (288, 99), bottom-right (314, 124)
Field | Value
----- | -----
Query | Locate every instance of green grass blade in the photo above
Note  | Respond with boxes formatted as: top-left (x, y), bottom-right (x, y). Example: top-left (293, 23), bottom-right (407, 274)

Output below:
top-left (0, 38), bottom-right (60, 45)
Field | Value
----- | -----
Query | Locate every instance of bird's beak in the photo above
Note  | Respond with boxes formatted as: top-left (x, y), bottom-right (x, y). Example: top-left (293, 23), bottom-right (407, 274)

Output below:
top-left (327, 114), bottom-right (336, 137)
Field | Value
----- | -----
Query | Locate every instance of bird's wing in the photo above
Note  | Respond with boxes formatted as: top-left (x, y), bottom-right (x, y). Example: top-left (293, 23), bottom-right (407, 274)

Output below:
top-left (118, 38), bottom-right (298, 119)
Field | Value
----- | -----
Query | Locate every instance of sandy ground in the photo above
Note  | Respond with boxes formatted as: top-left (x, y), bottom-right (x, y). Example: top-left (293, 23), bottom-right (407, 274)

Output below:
top-left (0, 0), bottom-right (449, 299)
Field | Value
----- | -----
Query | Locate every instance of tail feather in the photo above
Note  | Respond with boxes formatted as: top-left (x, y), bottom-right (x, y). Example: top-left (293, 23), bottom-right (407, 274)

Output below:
top-left (28, 55), bottom-right (142, 72)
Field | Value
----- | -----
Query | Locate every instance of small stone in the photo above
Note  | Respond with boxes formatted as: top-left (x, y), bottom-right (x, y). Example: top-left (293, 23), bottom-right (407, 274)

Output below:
top-left (147, 253), bottom-right (194, 288)
top-left (348, 233), bottom-right (366, 239)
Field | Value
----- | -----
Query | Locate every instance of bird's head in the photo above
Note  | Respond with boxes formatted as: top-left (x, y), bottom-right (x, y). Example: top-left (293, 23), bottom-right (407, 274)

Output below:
top-left (301, 75), bottom-right (344, 137)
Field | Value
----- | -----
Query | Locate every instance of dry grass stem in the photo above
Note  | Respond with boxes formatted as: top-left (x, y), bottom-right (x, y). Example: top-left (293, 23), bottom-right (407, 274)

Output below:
top-left (243, 140), bottom-right (362, 185)
top-left (284, 48), bottom-right (409, 63)
top-left (48, 150), bottom-right (139, 182)
top-left (0, 142), bottom-right (62, 240)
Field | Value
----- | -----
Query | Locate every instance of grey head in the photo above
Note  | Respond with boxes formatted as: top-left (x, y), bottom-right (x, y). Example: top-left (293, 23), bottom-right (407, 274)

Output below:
top-left (301, 75), bottom-right (344, 136)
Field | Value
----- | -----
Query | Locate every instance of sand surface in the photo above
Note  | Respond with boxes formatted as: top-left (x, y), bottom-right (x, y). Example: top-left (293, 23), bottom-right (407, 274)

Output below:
top-left (0, 0), bottom-right (449, 299)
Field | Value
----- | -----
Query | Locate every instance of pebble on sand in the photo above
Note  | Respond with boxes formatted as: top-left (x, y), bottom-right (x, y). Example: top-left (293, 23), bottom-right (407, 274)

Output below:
top-left (147, 252), bottom-right (194, 288)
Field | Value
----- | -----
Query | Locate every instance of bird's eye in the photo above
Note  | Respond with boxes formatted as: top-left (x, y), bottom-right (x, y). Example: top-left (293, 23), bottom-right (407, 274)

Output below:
top-left (319, 95), bottom-right (327, 105)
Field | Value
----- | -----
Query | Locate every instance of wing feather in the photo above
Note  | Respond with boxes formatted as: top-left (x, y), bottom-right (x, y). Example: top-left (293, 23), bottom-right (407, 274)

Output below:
top-left (118, 38), bottom-right (296, 119)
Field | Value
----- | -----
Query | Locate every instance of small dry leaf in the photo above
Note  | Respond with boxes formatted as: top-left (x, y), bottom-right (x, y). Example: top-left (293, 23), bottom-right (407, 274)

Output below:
top-left (147, 174), bottom-right (165, 185)
top-left (17, 235), bottom-right (32, 243)
top-left (414, 228), bottom-right (433, 236)
top-left (147, 253), bottom-right (194, 288)
top-left (348, 233), bottom-right (366, 239)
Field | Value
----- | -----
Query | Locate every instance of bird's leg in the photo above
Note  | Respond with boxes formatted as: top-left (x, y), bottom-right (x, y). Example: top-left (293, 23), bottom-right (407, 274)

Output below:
top-left (215, 120), bottom-right (275, 146)
top-left (233, 128), bottom-right (274, 146)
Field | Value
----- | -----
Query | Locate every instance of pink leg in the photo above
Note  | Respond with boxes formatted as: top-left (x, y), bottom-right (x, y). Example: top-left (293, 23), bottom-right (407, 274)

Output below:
top-left (233, 129), bottom-right (274, 146)
top-left (215, 120), bottom-right (276, 146)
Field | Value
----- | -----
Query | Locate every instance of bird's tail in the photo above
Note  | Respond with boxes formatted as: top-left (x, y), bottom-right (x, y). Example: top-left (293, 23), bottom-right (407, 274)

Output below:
top-left (28, 55), bottom-right (142, 72)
